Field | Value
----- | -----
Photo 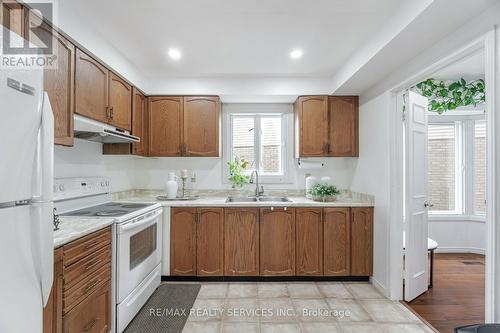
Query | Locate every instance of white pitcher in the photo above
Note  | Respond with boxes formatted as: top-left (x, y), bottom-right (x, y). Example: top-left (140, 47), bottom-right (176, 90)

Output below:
top-left (166, 172), bottom-right (178, 199)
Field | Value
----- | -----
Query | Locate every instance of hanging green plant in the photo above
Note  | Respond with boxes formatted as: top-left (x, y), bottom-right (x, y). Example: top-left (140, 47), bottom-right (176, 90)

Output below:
top-left (415, 78), bottom-right (485, 114)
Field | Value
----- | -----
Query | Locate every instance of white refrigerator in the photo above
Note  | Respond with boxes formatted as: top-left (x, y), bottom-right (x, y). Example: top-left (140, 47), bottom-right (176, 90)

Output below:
top-left (0, 45), bottom-right (55, 332)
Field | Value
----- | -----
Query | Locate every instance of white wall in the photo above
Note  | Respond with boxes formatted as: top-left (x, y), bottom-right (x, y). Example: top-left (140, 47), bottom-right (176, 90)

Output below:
top-left (54, 140), bottom-right (136, 192)
top-left (429, 219), bottom-right (486, 254)
top-left (350, 92), bottom-right (391, 294)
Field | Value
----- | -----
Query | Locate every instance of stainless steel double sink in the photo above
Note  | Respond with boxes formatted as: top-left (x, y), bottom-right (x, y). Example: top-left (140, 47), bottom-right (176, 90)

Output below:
top-left (226, 196), bottom-right (291, 203)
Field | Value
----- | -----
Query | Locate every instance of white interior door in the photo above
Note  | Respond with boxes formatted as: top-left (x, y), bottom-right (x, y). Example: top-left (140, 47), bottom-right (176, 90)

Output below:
top-left (404, 90), bottom-right (430, 301)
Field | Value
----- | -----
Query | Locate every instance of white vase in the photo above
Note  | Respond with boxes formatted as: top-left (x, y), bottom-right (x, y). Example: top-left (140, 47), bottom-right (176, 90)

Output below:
top-left (166, 172), bottom-right (178, 199)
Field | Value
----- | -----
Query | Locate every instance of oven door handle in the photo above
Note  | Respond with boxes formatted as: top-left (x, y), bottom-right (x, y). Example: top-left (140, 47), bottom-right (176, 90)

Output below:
top-left (118, 209), bottom-right (162, 233)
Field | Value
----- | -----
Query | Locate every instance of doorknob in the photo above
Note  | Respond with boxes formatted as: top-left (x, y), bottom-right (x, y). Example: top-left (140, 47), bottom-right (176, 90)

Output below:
top-left (424, 201), bottom-right (434, 208)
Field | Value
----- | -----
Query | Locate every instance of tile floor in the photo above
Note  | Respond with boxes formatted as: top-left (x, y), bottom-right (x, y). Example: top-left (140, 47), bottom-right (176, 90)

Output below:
top-left (180, 282), bottom-right (433, 333)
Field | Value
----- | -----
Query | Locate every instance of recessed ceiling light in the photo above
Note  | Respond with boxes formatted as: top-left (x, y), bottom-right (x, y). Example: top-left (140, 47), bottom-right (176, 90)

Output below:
top-left (290, 49), bottom-right (303, 60)
top-left (168, 48), bottom-right (182, 60)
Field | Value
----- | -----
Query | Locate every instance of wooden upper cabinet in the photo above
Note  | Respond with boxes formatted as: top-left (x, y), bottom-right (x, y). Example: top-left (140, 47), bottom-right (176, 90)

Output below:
top-left (108, 73), bottom-right (132, 131)
top-left (328, 96), bottom-right (358, 156)
top-left (351, 207), bottom-right (373, 276)
top-left (323, 208), bottom-right (351, 276)
top-left (1, 1), bottom-right (24, 37)
top-left (170, 208), bottom-right (197, 276)
top-left (183, 96), bottom-right (220, 157)
top-left (295, 208), bottom-right (323, 276)
top-left (224, 208), bottom-right (260, 276)
top-left (148, 96), bottom-right (183, 156)
top-left (34, 20), bottom-right (75, 147)
top-left (196, 208), bottom-right (224, 276)
top-left (131, 88), bottom-right (147, 155)
top-left (260, 208), bottom-right (296, 276)
top-left (295, 95), bottom-right (359, 157)
top-left (75, 48), bottom-right (109, 123)
top-left (295, 96), bottom-right (329, 157)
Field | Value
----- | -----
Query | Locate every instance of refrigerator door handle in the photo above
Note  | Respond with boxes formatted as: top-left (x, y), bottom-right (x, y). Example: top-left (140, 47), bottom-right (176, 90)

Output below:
top-left (32, 93), bottom-right (54, 306)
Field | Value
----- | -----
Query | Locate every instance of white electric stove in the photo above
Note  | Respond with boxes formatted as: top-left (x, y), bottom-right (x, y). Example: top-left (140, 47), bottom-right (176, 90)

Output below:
top-left (54, 177), bottom-right (163, 333)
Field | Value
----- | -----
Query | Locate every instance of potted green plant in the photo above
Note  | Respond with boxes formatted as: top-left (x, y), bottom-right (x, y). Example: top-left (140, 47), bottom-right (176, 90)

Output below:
top-left (227, 157), bottom-right (250, 190)
top-left (308, 183), bottom-right (340, 202)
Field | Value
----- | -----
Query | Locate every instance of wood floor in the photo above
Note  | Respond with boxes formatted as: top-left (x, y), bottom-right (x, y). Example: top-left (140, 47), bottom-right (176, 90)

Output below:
top-left (406, 253), bottom-right (485, 333)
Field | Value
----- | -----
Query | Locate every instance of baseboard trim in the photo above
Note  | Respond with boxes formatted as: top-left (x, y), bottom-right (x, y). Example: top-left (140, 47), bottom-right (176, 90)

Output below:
top-left (370, 277), bottom-right (388, 298)
top-left (435, 247), bottom-right (485, 255)
top-left (161, 276), bottom-right (370, 282)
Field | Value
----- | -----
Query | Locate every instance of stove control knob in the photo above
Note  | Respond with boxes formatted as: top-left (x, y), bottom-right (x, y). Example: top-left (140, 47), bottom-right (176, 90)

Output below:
top-left (58, 184), bottom-right (65, 192)
top-left (101, 181), bottom-right (105, 187)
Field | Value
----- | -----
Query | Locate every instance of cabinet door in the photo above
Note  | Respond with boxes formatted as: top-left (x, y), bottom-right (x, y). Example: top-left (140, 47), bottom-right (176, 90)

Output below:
top-left (1, 2), bottom-right (24, 37)
top-left (170, 208), bottom-right (197, 276)
top-left (62, 283), bottom-right (111, 333)
top-left (131, 88), bottom-right (147, 155)
top-left (296, 208), bottom-right (323, 276)
top-left (37, 21), bottom-right (75, 146)
top-left (148, 97), bottom-right (183, 156)
top-left (183, 96), bottom-right (220, 157)
top-left (224, 208), bottom-right (259, 276)
top-left (196, 208), bottom-right (224, 276)
top-left (328, 96), bottom-right (359, 156)
top-left (43, 248), bottom-right (63, 333)
top-left (296, 96), bottom-right (329, 157)
top-left (260, 208), bottom-right (295, 276)
top-left (108, 72), bottom-right (132, 130)
top-left (75, 48), bottom-right (108, 123)
top-left (351, 207), bottom-right (373, 276)
top-left (323, 208), bottom-right (351, 276)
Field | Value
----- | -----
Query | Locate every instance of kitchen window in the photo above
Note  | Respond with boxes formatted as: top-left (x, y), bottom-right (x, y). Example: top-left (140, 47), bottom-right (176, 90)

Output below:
top-left (223, 104), bottom-right (292, 183)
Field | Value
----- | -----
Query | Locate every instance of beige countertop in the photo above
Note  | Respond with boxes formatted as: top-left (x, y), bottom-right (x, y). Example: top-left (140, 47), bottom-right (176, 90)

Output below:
top-left (53, 216), bottom-right (114, 248)
top-left (117, 194), bottom-right (374, 208)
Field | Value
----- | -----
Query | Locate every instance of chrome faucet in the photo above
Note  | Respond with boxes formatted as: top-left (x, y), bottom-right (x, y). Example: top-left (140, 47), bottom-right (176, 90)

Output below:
top-left (249, 170), bottom-right (265, 197)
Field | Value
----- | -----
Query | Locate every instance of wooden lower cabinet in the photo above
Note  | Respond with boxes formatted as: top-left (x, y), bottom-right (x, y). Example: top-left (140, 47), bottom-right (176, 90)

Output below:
top-left (295, 208), bottom-right (323, 276)
top-left (197, 208), bottom-right (224, 276)
top-left (169, 206), bottom-right (373, 278)
top-left (62, 283), bottom-right (111, 333)
top-left (44, 228), bottom-right (112, 333)
top-left (43, 248), bottom-right (63, 333)
top-left (323, 208), bottom-right (351, 276)
top-left (170, 208), bottom-right (197, 276)
top-left (260, 208), bottom-right (296, 276)
top-left (224, 208), bottom-right (260, 276)
top-left (351, 207), bottom-right (374, 276)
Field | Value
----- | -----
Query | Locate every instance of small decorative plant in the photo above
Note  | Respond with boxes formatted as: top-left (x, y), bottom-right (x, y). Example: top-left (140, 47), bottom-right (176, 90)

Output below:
top-left (415, 78), bottom-right (485, 114)
top-left (227, 157), bottom-right (250, 189)
top-left (308, 183), bottom-right (340, 202)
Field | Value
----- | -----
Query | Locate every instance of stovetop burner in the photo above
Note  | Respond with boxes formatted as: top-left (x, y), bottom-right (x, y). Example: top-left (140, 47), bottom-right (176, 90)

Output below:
top-left (61, 202), bottom-right (154, 218)
top-left (96, 210), bottom-right (128, 216)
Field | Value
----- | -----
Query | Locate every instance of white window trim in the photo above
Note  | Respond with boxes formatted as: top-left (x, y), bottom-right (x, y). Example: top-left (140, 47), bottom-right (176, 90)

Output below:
top-left (222, 104), bottom-right (294, 184)
top-left (428, 113), bottom-right (486, 217)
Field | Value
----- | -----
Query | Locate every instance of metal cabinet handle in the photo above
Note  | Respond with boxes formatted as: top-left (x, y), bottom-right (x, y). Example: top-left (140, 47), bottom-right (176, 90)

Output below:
top-left (110, 106), bottom-right (114, 119)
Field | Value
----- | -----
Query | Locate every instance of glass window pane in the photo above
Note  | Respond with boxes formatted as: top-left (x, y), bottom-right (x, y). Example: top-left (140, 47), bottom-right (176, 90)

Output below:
top-left (474, 120), bottom-right (486, 214)
top-left (260, 116), bottom-right (282, 174)
top-left (427, 124), bottom-right (456, 212)
top-left (232, 116), bottom-right (255, 170)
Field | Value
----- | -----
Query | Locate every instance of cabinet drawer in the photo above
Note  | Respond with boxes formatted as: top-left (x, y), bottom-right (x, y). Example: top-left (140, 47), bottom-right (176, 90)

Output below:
top-left (63, 264), bottom-right (111, 314)
top-left (63, 227), bottom-right (111, 267)
top-left (64, 244), bottom-right (111, 291)
top-left (63, 282), bottom-right (111, 333)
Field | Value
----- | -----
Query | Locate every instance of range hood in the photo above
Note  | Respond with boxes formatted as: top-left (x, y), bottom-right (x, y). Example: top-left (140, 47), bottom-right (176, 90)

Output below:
top-left (74, 115), bottom-right (140, 144)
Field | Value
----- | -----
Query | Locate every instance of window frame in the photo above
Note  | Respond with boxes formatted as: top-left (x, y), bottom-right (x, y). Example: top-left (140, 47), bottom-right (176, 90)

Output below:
top-left (222, 104), bottom-right (294, 184)
top-left (427, 110), bottom-right (486, 220)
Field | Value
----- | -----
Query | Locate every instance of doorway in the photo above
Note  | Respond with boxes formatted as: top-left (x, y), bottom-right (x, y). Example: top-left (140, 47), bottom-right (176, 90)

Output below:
top-left (400, 47), bottom-right (489, 332)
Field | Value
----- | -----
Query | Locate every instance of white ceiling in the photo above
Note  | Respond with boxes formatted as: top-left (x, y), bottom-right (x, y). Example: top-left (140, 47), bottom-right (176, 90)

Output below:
top-left (62, 0), bottom-right (402, 78)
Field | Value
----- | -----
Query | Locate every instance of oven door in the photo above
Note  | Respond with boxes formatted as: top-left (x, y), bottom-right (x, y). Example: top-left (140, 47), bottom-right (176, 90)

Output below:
top-left (117, 208), bottom-right (162, 303)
